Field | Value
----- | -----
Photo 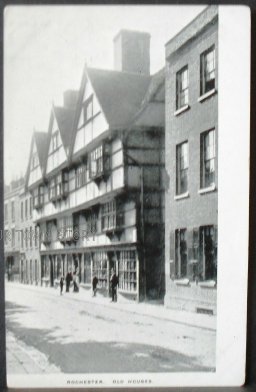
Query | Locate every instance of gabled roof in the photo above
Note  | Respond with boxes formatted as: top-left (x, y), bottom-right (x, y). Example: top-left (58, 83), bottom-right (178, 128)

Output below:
top-left (53, 105), bottom-right (75, 152)
top-left (43, 104), bottom-right (76, 176)
top-left (130, 67), bottom-right (165, 128)
top-left (25, 131), bottom-right (48, 189)
top-left (34, 131), bottom-right (48, 169)
top-left (142, 67), bottom-right (165, 105)
top-left (86, 67), bottom-right (151, 128)
top-left (70, 65), bottom-right (165, 157)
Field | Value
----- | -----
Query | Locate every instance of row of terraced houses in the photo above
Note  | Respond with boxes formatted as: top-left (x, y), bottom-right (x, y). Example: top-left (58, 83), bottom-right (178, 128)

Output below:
top-left (4, 6), bottom-right (218, 313)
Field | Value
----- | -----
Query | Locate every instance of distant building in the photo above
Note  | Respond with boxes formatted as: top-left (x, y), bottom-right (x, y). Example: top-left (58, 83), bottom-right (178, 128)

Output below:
top-left (19, 187), bottom-right (40, 285)
top-left (4, 177), bottom-right (40, 284)
top-left (26, 30), bottom-right (165, 301)
top-left (164, 6), bottom-right (218, 313)
top-left (4, 178), bottom-right (24, 281)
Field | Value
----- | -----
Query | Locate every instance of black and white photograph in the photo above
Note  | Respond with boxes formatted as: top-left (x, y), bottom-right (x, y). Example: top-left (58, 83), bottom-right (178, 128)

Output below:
top-left (3, 4), bottom-right (250, 388)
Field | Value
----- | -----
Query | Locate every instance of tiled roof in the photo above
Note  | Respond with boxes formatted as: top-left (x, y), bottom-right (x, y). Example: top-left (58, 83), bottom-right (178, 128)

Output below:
top-left (86, 67), bottom-right (151, 128)
top-left (25, 131), bottom-right (48, 189)
top-left (53, 106), bottom-right (76, 153)
top-left (142, 67), bottom-right (165, 105)
top-left (34, 131), bottom-right (48, 169)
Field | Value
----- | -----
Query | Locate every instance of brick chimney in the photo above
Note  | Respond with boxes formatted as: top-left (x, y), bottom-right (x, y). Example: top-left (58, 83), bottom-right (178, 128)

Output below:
top-left (63, 90), bottom-right (78, 109)
top-left (114, 30), bottom-right (150, 75)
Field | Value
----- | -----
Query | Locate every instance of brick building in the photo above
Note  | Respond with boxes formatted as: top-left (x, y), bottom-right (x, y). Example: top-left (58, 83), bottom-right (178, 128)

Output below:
top-left (164, 6), bottom-right (218, 313)
top-left (26, 30), bottom-right (165, 301)
top-left (19, 187), bottom-right (40, 285)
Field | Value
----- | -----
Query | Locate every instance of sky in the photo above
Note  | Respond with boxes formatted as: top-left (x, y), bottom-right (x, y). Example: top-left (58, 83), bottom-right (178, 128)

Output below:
top-left (4, 4), bottom-right (205, 185)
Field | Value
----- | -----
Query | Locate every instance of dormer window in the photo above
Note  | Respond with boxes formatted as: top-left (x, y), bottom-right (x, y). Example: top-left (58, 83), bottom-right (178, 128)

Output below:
top-left (52, 131), bottom-right (60, 152)
top-left (31, 152), bottom-right (39, 170)
top-left (89, 143), bottom-right (110, 182)
top-left (83, 96), bottom-right (93, 125)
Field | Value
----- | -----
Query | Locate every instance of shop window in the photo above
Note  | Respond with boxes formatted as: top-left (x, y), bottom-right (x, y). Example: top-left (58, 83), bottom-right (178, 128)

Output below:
top-left (199, 225), bottom-right (217, 281)
top-left (118, 250), bottom-right (137, 292)
top-left (176, 66), bottom-right (189, 110)
top-left (82, 253), bottom-right (91, 284)
top-left (200, 46), bottom-right (216, 95)
top-left (175, 228), bottom-right (187, 278)
top-left (176, 141), bottom-right (188, 195)
top-left (92, 252), bottom-right (108, 288)
top-left (200, 129), bottom-right (215, 189)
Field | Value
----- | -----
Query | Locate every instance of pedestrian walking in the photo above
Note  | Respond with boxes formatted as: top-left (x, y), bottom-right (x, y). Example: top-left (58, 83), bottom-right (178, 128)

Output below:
top-left (60, 276), bottom-right (64, 295)
top-left (92, 275), bottom-right (98, 297)
top-left (65, 271), bottom-right (72, 292)
top-left (110, 268), bottom-right (118, 302)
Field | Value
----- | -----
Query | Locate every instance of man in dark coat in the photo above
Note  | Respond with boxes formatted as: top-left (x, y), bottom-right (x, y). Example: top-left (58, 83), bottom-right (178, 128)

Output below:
top-left (92, 276), bottom-right (98, 297)
top-left (60, 276), bottom-right (64, 295)
top-left (65, 271), bottom-right (72, 292)
top-left (110, 268), bottom-right (118, 302)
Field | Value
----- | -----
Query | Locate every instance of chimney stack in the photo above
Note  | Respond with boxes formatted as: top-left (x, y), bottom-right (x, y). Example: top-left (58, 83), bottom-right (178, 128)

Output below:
top-left (114, 30), bottom-right (150, 75)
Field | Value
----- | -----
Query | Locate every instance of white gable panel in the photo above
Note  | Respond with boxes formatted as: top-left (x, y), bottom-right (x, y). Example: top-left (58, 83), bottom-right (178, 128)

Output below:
top-left (46, 123), bottom-right (67, 175)
top-left (49, 118), bottom-right (59, 154)
top-left (73, 78), bottom-right (109, 155)
top-left (28, 139), bottom-right (43, 187)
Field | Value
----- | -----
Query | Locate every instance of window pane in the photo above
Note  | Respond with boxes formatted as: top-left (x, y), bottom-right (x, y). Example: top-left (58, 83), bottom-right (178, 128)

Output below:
top-left (176, 66), bottom-right (188, 109)
top-left (176, 142), bottom-right (188, 195)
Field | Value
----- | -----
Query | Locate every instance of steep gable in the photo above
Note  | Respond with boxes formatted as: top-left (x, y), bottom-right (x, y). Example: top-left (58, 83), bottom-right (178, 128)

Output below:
top-left (72, 68), bottom-right (109, 156)
top-left (26, 131), bottom-right (47, 189)
top-left (45, 109), bottom-right (68, 175)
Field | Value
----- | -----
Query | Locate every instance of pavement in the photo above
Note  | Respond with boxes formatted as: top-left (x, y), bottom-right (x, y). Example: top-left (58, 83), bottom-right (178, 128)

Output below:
top-left (6, 331), bottom-right (61, 374)
top-left (5, 281), bottom-right (216, 331)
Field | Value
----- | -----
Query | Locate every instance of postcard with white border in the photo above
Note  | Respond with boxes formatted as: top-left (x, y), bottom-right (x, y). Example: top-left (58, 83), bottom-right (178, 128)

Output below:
top-left (4, 4), bottom-right (250, 388)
